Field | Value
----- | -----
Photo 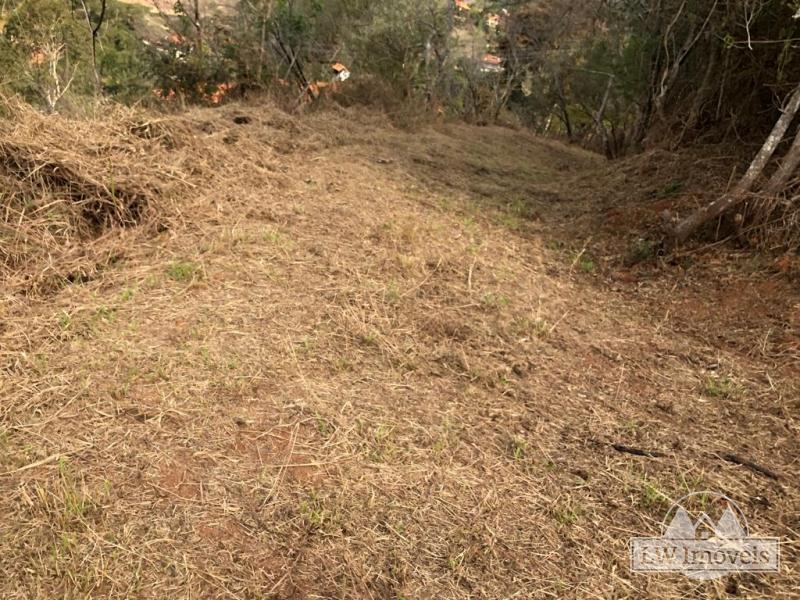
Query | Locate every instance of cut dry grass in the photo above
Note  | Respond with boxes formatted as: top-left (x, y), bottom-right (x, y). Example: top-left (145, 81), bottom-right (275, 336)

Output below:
top-left (0, 100), bottom-right (797, 598)
top-left (0, 100), bottom-right (177, 296)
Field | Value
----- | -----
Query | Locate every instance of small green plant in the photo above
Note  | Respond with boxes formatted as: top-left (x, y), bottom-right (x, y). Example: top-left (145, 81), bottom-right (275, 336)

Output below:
top-left (625, 239), bottom-right (656, 266)
top-left (299, 493), bottom-right (327, 530)
top-left (166, 261), bottom-right (200, 283)
top-left (198, 347), bottom-right (211, 364)
top-left (57, 457), bottom-right (90, 521)
top-left (497, 212), bottom-right (522, 231)
top-left (32, 353), bottom-right (49, 373)
top-left (432, 437), bottom-right (447, 454)
top-left (120, 288), bottom-right (135, 302)
top-left (578, 256), bottom-right (596, 273)
top-left (110, 381), bottom-right (130, 400)
top-left (467, 241), bottom-right (483, 255)
top-left (58, 311), bottom-right (72, 331)
top-left (368, 424), bottom-right (395, 462)
top-left (506, 198), bottom-right (538, 219)
top-left (513, 316), bottom-right (550, 338)
top-left (315, 415), bottom-right (332, 438)
top-left (374, 424), bottom-right (393, 444)
top-left (510, 437), bottom-right (527, 460)
top-left (385, 282), bottom-right (401, 304)
top-left (570, 249), bottom-right (597, 274)
top-left (359, 331), bottom-right (379, 347)
top-left (447, 551), bottom-right (466, 572)
top-left (294, 336), bottom-right (314, 354)
top-left (262, 228), bottom-right (284, 244)
top-left (58, 456), bottom-right (70, 478)
top-left (59, 533), bottom-right (74, 552)
top-left (660, 180), bottom-right (684, 196)
top-left (677, 472), bottom-right (707, 496)
top-left (553, 505), bottom-right (583, 526)
top-left (703, 376), bottom-right (740, 399)
top-left (93, 306), bottom-right (117, 323)
top-left (333, 357), bottom-right (353, 372)
top-left (640, 480), bottom-right (669, 509)
top-left (533, 318), bottom-right (551, 337)
top-left (622, 419), bottom-right (638, 434)
top-left (481, 292), bottom-right (511, 309)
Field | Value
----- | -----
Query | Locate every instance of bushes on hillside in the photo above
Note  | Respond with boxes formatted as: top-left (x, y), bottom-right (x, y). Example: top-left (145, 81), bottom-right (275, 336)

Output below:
top-left (0, 0), bottom-right (152, 110)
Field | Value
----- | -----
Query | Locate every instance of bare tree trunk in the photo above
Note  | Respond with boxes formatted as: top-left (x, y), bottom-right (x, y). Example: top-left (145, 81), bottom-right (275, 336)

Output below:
top-left (631, 97), bottom-right (653, 149)
top-left (554, 72), bottom-right (572, 141)
top-left (256, 0), bottom-right (274, 83)
top-left (654, 1), bottom-right (717, 120)
top-left (764, 125), bottom-right (800, 196)
top-left (685, 37), bottom-right (718, 131)
top-left (594, 75), bottom-right (614, 157)
top-left (671, 84), bottom-right (800, 244)
top-left (560, 105), bottom-right (573, 140)
top-left (630, 0), bottom-right (664, 148)
top-left (492, 68), bottom-right (516, 123)
top-left (424, 33), bottom-right (434, 105)
top-left (79, 0), bottom-right (107, 94)
top-left (192, 0), bottom-right (202, 52)
top-left (42, 42), bottom-right (77, 113)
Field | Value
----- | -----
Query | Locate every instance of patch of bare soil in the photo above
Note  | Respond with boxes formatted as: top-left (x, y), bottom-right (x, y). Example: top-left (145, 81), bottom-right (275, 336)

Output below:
top-left (0, 102), bottom-right (797, 598)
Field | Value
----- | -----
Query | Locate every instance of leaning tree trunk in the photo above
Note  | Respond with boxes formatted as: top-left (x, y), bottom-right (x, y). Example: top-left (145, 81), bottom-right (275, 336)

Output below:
top-left (554, 73), bottom-right (573, 141)
top-left (763, 124), bottom-right (800, 196)
top-left (594, 75), bottom-right (614, 157)
top-left (79, 0), bottom-right (107, 94)
top-left (685, 37), bottom-right (718, 131)
top-left (671, 83), bottom-right (800, 245)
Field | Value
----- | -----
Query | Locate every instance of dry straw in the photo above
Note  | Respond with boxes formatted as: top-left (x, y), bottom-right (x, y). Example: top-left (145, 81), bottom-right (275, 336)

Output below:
top-left (0, 98), bottom-right (796, 598)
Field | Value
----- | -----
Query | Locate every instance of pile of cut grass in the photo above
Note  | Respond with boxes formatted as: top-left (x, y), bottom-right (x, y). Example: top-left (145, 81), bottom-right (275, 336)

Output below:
top-left (0, 100), bottom-right (179, 295)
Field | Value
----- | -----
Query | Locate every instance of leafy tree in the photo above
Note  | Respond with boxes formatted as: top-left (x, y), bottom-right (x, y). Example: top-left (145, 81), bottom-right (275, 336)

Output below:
top-left (0, 0), bottom-right (152, 108)
top-left (1, 0), bottom-right (91, 109)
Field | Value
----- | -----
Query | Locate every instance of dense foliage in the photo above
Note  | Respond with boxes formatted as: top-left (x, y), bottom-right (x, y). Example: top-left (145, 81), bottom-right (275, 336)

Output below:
top-left (2, 0), bottom-right (800, 245)
top-left (0, 0), bottom-right (152, 109)
top-left (1, 1), bottom-right (799, 159)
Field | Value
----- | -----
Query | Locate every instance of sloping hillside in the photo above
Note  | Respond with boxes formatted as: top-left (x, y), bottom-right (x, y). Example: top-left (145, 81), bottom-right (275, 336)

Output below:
top-left (0, 103), bottom-right (797, 598)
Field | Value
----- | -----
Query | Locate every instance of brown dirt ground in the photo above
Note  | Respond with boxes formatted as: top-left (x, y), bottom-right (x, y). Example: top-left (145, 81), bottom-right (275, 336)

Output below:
top-left (0, 102), bottom-right (798, 598)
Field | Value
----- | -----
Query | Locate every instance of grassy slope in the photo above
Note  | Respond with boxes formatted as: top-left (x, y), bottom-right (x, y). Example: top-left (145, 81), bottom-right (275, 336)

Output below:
top-left (0, 103), bottom-right (797, 598)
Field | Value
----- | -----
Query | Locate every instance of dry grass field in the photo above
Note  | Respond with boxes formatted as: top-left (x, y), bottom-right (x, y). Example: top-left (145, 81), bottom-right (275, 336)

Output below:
top-left (0, 101), bottom-right (798, 598)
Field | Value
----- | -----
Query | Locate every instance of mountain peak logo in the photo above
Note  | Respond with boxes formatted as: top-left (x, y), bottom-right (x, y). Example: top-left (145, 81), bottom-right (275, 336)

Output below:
top-left (663, 504), bottom-right (746, 541)
top-left (631, 492), bottom-right (780, 580)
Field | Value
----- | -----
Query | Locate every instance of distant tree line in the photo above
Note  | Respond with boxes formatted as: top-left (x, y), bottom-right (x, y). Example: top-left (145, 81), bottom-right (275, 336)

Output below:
top-left (490, 0), bottom-right (800, 242)
top-left (2, 0), bottom-right (800, 244)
